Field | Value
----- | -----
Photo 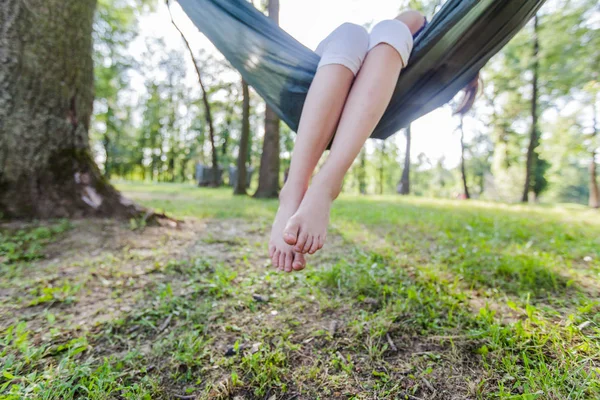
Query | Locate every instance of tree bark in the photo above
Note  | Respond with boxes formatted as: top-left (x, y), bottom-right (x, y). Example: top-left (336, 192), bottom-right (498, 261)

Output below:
top-left (398, 125), bottom-right (412, 195)
top-left (234, 79), bottom-right (251, 195)
top-left (590, 101), bottom-right (599, 209)
top-left (522, 15), bottom-right (539, 203)
top-left (254, 0), bottom-right (281, 199)
top-left (379, 142), bottom-right (385, 195)
top-left (459, 116), bottom-right (471, 199)
top-left (358, 149), bottom-right (367, 195)
top-left (0, 0), bottom-right (142, 219)
top-left (167, 0), bottom-right (219, 186)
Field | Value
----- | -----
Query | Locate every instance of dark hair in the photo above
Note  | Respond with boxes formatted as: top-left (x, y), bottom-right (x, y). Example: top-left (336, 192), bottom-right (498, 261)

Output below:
top-left (454, 72), bottom-right (481, 115)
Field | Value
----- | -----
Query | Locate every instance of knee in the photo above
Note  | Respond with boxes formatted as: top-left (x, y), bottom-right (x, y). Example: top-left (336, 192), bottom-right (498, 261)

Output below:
top-left (369, 18), bottom-right (416, 67)
top-left (330, 23), bottom-right (370, 58)
top-left (395, 9), bottom-right (426, 35)
top-left (319, 23), bottom-right (369, 75)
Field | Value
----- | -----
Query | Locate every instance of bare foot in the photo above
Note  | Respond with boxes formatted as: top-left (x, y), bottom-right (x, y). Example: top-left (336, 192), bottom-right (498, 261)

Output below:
top-left (283, 182), bottom-right (334, 255)
top-left (269, 189), bottom-right (306, 272)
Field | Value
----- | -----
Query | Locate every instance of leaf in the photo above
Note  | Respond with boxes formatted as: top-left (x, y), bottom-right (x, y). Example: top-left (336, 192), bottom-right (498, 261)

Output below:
top-left (2, 371), bottom-right (15, 380)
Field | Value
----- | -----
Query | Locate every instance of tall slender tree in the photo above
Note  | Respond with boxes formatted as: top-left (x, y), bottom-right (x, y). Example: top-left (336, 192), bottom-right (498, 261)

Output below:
top-left (458, 115), bottom-right (471, 199)
top-left (235, 79), bottom-right (251, 195)
top-left (167, 0), bottom-right (219, 186)
top-left (522, 14), bottom-right (541, 203)
top-left (590, 101), bottom-right (599, 208)
top-left (254, 0), bottom-right (281, 198)
top-left (398, 126), bottom-right (412, 195)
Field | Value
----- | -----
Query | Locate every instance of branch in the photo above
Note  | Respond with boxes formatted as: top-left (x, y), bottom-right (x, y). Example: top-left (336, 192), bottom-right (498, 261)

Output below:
top-left (166, 0), bottom-right (219, 183)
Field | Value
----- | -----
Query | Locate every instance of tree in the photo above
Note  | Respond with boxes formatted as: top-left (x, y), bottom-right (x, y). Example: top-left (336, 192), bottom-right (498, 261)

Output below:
top-left (590, 101), bottom-right (599, 208)
top-left (167, 0), bottom-right (219, 186)
top-left (522, 14), bottom-right (543, 202)
top-left (398, 126), bottom-right (412, 195)
top-left (358, 148), bottom-right (368, 195)
top-left (457, 116), bottom-right (471, 199)
top-left (254, 0), bottom-right (281, 198)
top-left (93, 0), bottom-right (138, 180)
top-left (0, 0), bottom-right (143, 219)
top-left (234, 79), bottom-right (251, 195)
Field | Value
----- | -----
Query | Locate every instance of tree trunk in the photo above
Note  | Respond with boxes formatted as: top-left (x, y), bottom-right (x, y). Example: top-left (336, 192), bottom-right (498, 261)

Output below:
top-left (234, 79), bottom-right (251, 195)
top-left (167, 0), bottom-right (219, 186)
top-left (522, 14), bottom-right (539, 203)
top-left (398, 125), bottom-right (411, 195)
top-left (379, 142), bottom-right (385, 195)
top-left (459, 116), bottom-right (471, 199)
top-left (254, 0), bottom-right (281, 199)
top-left (358, 149), bottom-right (367, 195)
top-left (590, 102), bottom-right (599, 209)
top-left (0, 0), bottom-right (142, 219)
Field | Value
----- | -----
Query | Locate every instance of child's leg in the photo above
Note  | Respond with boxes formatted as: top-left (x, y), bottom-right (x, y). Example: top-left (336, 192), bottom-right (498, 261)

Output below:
top-left (270, 23), bottom-right (369, 272)
top-left (284, 13), bottom-right (425, 254)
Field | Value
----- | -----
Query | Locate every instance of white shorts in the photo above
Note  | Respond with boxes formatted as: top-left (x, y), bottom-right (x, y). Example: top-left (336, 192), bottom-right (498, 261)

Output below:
top-left (315, 20), bottom-right (414, 76)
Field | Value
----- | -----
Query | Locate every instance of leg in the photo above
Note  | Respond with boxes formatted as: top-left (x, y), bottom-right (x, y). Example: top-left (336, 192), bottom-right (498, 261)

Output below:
top-left (284, 12), bottom-right (426, 254)
top-left (270, 23), bottom-right (369, 272)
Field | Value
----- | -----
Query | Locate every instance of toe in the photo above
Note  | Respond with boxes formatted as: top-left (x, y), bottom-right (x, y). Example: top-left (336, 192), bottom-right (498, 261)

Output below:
top-left (318, 235), bottom-right (325, 250)
top-left (272, 250), bottom-right (280, 269)
top-left (284, 252), bottom-right (293, 272)
top-left (294, 231), bottom-right (309, 253)
top-left (283, 217), bottom-right (301, 245)
top-left (268, 243), bottom-right (275, 258)
top-left (293, 253), bottom-right (306, 271)
top-left (308, 238), bottom-right (320, 254)
top-left (302, 236), bottom-right (313, 254)
top-left (278, 252), bottom-right (286, 271)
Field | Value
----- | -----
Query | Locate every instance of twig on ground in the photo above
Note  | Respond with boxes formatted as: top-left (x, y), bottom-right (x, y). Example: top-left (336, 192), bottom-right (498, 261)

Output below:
top-left (386, 333), bottom-right (398, 352)
top-left (157, 314), bottom-right (173, 334)
top-left (126, 325), bottom-right (140, 334)
top-left (173, 395), bottom-right (196, 399)
top-left (329, 320), bottom-right (338, 336)
top-left (421, 377), bottom-right (436, 393)
top-left (252, 293), bottom-right (269, 302)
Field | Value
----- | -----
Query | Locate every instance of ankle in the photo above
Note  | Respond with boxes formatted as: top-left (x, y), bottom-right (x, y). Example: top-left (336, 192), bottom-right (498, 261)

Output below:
top-left (279, 183), bottom-right (306, 204)
top-left (310, 176), bottom-right (342, 201)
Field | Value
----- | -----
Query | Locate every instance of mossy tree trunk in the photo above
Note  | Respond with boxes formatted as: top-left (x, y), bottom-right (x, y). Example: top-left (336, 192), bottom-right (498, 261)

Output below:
top-left (0, 0), bottom-right (142, 219)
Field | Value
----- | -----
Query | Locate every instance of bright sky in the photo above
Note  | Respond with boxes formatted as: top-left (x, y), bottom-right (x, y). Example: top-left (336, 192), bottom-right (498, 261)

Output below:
top-left (132, 0), bottom-right (469, 168)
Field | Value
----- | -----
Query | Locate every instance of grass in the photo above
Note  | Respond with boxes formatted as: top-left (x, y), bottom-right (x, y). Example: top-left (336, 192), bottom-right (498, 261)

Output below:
top-left (1, 181), bottom-right (599, 399)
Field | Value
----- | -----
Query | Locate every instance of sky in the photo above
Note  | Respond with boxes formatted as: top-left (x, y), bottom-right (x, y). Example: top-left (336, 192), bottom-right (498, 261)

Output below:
top-left (132, 0), bottom-right (473, 168)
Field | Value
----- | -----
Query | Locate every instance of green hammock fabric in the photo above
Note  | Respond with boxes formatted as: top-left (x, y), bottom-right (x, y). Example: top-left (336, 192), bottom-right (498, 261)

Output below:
top-left (177, 0), bottom-right (546, 140)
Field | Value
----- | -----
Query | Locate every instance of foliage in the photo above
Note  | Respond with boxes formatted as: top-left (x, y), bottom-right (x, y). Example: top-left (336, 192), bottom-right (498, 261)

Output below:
top-left (85, 0), bottom-right (599, 204)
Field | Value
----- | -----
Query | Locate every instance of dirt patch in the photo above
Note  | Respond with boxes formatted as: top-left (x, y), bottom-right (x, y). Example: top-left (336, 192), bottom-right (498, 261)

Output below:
top-left (0, 218), bottom-right (268, 336)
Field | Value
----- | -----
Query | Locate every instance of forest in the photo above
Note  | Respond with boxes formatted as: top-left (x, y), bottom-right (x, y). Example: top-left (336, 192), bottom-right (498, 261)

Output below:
top-left (0, 0), bottom-right (599, 399)
top-left (88, 0), bottom-right (599, 207)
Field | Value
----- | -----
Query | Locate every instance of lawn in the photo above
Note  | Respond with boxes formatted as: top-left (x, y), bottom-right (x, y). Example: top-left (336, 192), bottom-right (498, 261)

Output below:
top-left (1, 182), bottom-right (599, 399)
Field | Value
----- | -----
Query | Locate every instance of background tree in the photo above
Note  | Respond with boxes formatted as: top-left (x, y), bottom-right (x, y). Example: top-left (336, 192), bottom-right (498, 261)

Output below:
top-left (167, 0), bottom-right (219, 186)
top-left (254, 0), bottom-right (281, 198)
top-left (522, 14), bottom-right (545, 202)
top-left (457, 115), bottom-right (471, 199)
top-left (234, 79), bottom-right (252, 195)
top-left (398, 126), bottom-right (412, 195)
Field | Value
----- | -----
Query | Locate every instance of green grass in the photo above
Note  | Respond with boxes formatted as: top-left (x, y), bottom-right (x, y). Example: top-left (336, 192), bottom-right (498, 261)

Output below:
top-left (1, 181), bottom-right (599, 399)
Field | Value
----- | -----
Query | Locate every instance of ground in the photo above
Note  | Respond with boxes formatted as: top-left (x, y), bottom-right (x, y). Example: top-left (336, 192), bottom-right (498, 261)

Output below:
top-left (1, 182), bottom-right (599, 399)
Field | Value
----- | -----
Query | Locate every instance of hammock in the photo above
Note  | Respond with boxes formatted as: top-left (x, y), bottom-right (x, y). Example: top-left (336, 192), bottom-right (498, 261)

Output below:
top-left (177, 0), bottom-right (546, 140)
